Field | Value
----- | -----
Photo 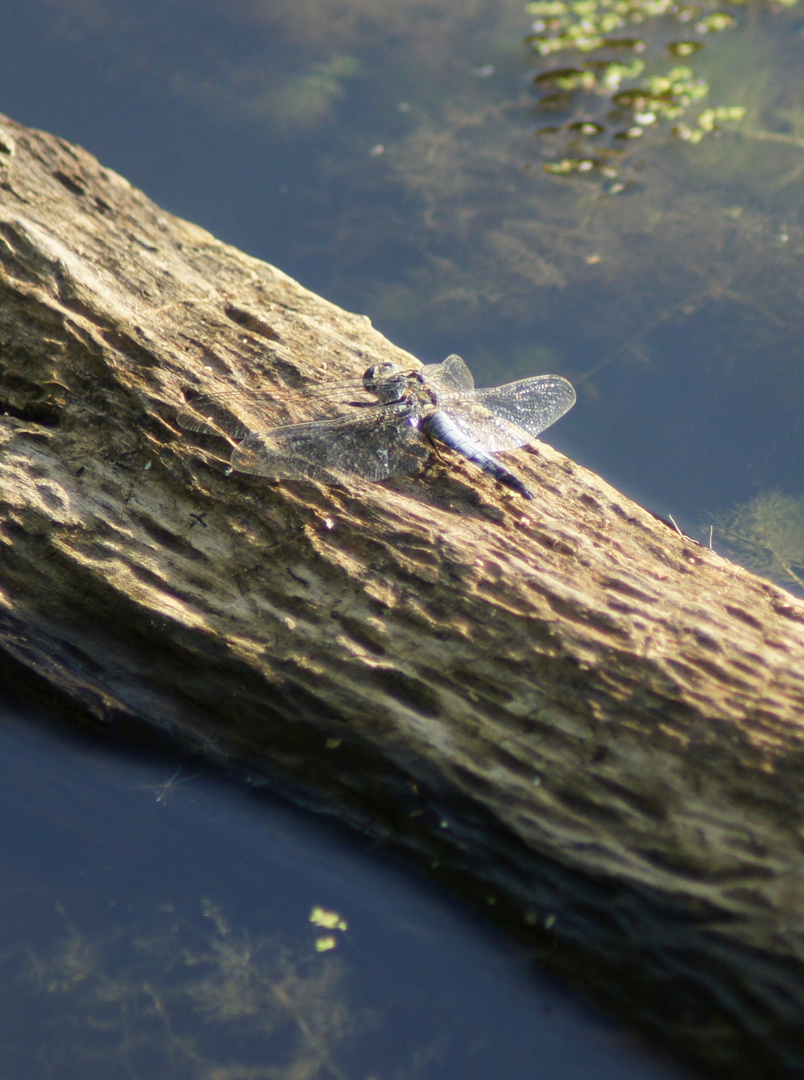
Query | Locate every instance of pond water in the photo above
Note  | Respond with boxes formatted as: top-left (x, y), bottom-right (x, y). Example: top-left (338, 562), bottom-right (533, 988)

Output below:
top-left (0, 704), bottom-right (688, 1080)
top-left (0, 0), bottom-right (803, 1074)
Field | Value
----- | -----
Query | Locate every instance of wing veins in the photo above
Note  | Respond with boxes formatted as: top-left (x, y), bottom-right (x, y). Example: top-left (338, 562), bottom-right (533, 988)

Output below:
top-left (437, 375), bottom-right (576, 452)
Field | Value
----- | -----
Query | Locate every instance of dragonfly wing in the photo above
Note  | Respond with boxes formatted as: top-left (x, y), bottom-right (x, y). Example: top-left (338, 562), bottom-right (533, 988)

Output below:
top-left (177, 378), bottom-right (369, 441)
top-left (230, 405), bottom-right (431, 483)
top-left (419, 354), bottom-right (475, 392)
top-left (177, 390), bottom-right (264, 440)
top-left (440, 375), bottom-right (576, 452)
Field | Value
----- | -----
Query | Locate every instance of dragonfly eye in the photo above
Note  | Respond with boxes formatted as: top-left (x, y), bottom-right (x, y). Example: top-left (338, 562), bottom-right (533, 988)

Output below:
top-left (363, 362), bottom-right (403, 399)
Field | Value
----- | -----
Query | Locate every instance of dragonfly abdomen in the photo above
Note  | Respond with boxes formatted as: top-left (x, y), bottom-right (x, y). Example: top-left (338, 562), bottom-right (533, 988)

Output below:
top-left (423, 410), bottom-right (534, 500)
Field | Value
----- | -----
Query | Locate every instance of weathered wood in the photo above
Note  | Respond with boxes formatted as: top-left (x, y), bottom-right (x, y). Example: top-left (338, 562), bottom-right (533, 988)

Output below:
top-left (2, 111), bottom-right (804, 1077)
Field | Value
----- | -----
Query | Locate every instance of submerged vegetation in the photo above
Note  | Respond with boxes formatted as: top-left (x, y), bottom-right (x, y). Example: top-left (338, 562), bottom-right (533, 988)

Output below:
top-left (24, 900), bottom-right (361, 1080)
top-left (267, 55), bottom-right (362, 129)
top-left (713, 490), bottom-right (804, 590)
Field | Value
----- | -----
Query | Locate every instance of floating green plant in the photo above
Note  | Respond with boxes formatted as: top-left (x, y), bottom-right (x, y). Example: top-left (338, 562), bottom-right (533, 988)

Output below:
top-left (526, 0), bottom-right (748, 57)
top-left (525, 0), bottom-right (754, 183)
top-left (675, 103), bottom-right (745, 142)
top-left (527, 0), bottom-right (679, 56)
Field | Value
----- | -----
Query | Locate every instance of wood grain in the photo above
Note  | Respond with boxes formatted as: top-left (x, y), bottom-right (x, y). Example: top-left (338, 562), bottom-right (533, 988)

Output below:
top-left (1, 112), bottom-right (804, 1077)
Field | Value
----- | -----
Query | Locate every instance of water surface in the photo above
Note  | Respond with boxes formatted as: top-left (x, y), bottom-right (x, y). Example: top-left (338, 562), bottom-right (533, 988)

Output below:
top-left (0, 705), bottom-right (688, 1080)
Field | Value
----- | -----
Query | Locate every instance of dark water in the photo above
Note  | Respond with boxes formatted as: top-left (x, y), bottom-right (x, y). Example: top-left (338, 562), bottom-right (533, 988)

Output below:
top-left (0, 705), bottom-right (687, 1080)
top-left (0, 0), bottom-right (802, 1074)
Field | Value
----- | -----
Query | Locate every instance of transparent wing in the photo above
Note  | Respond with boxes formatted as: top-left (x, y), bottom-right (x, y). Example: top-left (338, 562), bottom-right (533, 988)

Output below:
top-left (231, 404), bottom-right (431, 482)
top-left (176, 377), bottom-right (377, 441)
top-left (439, 375), bottom-right (576, 452)
top-left (418, 354), bottom-right (475, 392)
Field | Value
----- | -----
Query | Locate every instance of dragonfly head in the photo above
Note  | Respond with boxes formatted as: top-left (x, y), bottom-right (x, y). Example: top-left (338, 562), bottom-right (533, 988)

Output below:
top-left (363, 361), bottom-right (406, 403)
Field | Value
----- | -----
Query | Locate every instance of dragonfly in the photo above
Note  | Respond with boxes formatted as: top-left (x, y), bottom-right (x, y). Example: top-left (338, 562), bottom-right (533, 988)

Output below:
top-left (177, 354), bottom-right (576, 499)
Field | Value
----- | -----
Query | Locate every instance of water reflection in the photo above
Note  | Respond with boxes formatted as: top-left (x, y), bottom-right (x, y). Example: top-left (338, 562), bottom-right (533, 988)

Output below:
top-left (0, 705), bottom-right (688, 1080)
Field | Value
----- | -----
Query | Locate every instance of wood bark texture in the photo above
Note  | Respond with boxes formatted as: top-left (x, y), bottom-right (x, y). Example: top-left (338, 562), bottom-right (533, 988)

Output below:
top-left (1, 112), bottom-right (804, 1078)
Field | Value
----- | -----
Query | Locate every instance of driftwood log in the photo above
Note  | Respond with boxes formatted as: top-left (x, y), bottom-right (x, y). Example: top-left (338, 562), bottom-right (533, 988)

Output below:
top-left (2, 112), bottom-right (804, 1078)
